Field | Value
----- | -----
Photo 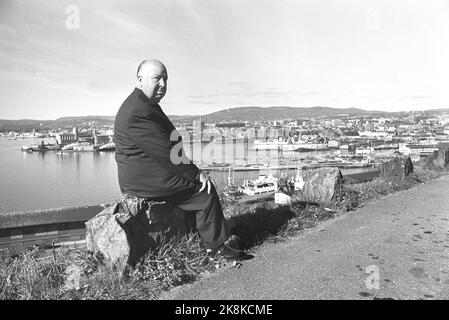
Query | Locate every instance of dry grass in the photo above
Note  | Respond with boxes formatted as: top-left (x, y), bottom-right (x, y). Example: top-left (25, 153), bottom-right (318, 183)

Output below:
top-left (0, 248), bottom-right (69, 300)
top-left (0, 234), bottom-right (226, 300)
top-left (344, 169), bottom-right (443, 206)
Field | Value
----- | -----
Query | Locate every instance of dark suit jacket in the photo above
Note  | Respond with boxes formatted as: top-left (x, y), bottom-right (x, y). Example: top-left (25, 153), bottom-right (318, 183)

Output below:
top-left (114, 88), bottom-right (200, 198)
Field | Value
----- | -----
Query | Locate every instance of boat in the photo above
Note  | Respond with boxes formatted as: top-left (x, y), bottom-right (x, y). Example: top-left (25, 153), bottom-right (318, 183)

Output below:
top-left (253, 139), bottom-right (288, 150)
top-left (206, 162), bottom-right (231, 169)
top-left (283, 143), bottom-right (328, 152)
top-left (355, 147), bottom-right (374, 155)
top-left (21, 145), bottom-right (33, 152)
top-left (374, 144), bottom-right (399, 150)
top-left (238, 175), bottom-right (279, 196)
top-left (61, 143), bottom-right (78, 151)
top-left (398, 143), bottom-right (439, 157)
top-left (254, 139), bottom-right (328, 152)
top-left (98, 142), bottom-right (115, 151)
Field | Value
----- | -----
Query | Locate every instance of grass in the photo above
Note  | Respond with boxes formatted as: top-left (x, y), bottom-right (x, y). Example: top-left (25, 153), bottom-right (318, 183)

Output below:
top-left (0, 167), bottom-right (444, 300)
top-left (343, 169), bottom-right (442, 206)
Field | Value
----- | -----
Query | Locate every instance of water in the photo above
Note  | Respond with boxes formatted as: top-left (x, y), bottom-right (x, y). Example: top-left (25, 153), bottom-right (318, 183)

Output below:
top-left (0, 137), bottom-right (376, 215)
top-left (0, 137), bottom-right (120, 214)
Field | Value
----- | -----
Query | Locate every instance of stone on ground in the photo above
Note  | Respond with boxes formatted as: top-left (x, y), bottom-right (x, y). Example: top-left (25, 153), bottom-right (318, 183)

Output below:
top-left (275, 192), bottom-right (292, 205)
top-left (404, 156), bottom-right (414, 177)
top-left (380, 157), bottom-right (405, 178)
top-left (85, 199), bottom-right (194, 267)
top-left (421, 150), bottom-right (449, 171)
top-left (294, 167), bottom-right (343, 204)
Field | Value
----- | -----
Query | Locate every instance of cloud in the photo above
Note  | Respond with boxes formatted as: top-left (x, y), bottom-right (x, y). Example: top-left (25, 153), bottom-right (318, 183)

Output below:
top-left (94, 9), bottom-right (149, 36)
top-left (228, 80), bottom-right (248, 86)
top-left (187, 88), bottom-right (326, 100)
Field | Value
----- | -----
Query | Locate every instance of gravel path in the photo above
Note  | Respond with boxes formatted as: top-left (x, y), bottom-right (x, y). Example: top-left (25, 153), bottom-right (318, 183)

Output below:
top-left (160, 175), bottom-right (449, 300)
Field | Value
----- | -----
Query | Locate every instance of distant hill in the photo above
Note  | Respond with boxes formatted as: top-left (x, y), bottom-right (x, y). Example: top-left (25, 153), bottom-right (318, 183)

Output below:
top-left (6, 105), bottom-right (447, 131)
top-left (421, 108), bottom-right (449, 113)
top-left (168, 106), bottom-right (377, 122)
top-left (55, 116), bottom-right (115, 122)
top-left (0, 116), bottom-right (115, 132)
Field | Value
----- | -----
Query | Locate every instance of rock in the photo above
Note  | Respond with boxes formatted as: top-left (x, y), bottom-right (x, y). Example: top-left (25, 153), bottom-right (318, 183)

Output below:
top-left (404, 156), bottom-right (414, 177)
top-left (275, 192), bottom-right (292, 205)
top-left (295, 167), bottom-right (343, 204)
top-left (421, 150), bottom-right (449, 171)
top-left (380, 157), bottom-right (405, 178)
top-left (85, 202), bottom-right (129, 266)
top-left (64, 264), bottom-right (82, 291)
top-left (85, 197), bottom-right (195, 267)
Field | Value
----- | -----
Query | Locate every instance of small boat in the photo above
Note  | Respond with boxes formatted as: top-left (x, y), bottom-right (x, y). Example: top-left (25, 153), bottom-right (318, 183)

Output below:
top-left (21, 145), bottom-right (33, 152)
top-left (207, 162), bottom-right (230, 168)
top-left (98, 142), bottom-right (115, 151)
top-left (61, 143), bottom-right (78, 151)
top-left (238, 175), bottom-right (279, 196)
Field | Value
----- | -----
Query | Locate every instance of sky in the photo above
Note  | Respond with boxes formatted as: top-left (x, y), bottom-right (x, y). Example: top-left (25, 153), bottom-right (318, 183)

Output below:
top-left (0, 0), bottom-right (448, 119)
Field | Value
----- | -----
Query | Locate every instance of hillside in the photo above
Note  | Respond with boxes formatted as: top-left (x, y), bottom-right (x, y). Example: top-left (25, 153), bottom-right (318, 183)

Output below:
top-left (4, 105), bottom-right (446, 131)
top-left (189, 106), bottom-right (376, 122)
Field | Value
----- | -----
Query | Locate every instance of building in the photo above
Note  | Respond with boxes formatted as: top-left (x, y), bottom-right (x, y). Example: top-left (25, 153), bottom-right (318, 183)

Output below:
top-left (55, 133), bottom-right (77, 147)
top-left (192, 120), bottom-right (205, 141)
top-left (93, 130), bottom-right (111, 145)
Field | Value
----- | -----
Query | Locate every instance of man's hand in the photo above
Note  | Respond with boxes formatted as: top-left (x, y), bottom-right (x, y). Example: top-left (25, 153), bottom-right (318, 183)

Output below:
top-left (198, 171), bottom-right (217, 194)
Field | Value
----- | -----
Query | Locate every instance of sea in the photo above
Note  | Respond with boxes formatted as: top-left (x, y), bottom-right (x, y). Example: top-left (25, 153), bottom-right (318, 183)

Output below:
top-left (0, 137), bottom-right (377, 215)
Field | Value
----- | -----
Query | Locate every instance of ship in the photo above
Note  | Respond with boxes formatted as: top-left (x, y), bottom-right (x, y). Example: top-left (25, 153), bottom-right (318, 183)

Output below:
top-left (253, 139), bottom-right (288, 150)
top-left (374, 144), bottom-right (399, 150)
top-left (98, 142), bottom-right (116, 151)
top-left (238, 175), bottom-right (279, 196)
top-left (398, 143), bottom-right (439, 157)
top-left (254, 139), bottom-right (328, 152)
top-left (61, 142), bottom-right (78, 151)
top-left (283, 143), bottom-right (328, 152)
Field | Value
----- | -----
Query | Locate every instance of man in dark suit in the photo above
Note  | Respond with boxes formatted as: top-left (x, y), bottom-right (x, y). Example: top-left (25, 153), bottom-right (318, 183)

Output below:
top-left (114, 59), bottom-right (244, 259)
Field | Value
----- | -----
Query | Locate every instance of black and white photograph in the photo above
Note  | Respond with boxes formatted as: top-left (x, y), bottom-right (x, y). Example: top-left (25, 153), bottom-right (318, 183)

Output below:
top-left (1, 0), bottom-right (449, 307)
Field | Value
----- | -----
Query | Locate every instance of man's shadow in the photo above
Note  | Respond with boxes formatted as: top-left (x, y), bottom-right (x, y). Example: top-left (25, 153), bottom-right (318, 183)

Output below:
top-left (227, 200), bottom-right (314, 251)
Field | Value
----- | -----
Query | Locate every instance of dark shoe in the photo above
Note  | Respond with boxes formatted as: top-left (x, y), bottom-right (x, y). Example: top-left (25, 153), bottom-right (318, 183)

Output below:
top-left (214, 244), bottom-right (254, 261)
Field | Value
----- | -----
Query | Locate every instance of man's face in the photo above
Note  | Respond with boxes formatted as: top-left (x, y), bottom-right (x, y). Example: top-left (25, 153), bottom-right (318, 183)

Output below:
top-left (139, 63), bottom-right (168, 103)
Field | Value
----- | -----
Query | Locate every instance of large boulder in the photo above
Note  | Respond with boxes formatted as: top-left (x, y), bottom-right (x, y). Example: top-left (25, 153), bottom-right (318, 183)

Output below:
top-left (421, 150), bottom-right (449, 171)
top-left (85, 196), bottom-right (195, 267)
top-left (85, 203), bottom-right (129, 266)
top-left (380, 157), bottom-right (405, 178)
top-left (295, 167), bottom-right (343, 204)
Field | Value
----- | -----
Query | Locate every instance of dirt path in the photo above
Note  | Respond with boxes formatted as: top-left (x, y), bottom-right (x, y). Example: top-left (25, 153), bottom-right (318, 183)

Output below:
top-left (160, 175), bottom-right (449, 300)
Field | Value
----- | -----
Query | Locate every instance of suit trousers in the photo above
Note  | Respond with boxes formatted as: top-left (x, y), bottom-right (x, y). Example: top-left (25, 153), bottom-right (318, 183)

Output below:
top-left (151, 183), bottom-right (230, 250)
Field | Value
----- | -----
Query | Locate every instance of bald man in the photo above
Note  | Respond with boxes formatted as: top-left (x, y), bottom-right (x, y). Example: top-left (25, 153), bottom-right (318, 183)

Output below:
top-left (114, 60), bottom-right (245, 260)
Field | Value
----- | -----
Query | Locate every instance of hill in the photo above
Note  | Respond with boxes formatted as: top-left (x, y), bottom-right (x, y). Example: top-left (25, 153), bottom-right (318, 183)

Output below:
top-left (55, 116), bottom-right (115, 122)
top-left (169, 106), bottom-right (377, 122)
top-left (0, 105), bottom-right (402, 131)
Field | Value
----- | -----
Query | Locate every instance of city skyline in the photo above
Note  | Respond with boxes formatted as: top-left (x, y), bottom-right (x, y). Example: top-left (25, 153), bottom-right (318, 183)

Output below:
top-left (0, 0), bottom-right (449, 119)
